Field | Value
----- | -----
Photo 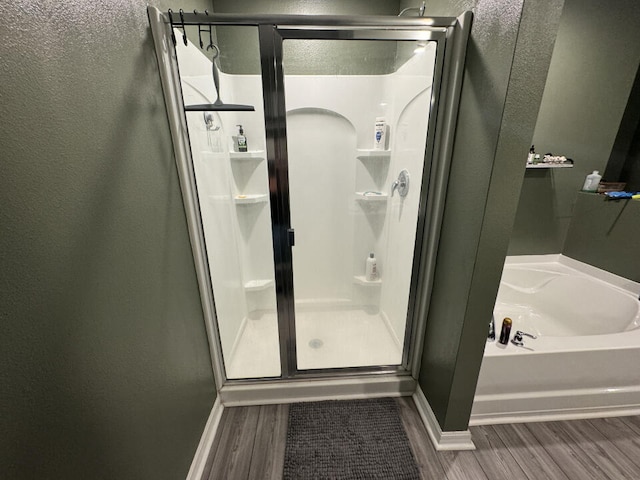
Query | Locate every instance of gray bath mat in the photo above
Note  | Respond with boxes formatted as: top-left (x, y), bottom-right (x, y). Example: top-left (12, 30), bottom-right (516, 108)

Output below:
top-left (283, 398), bottom-right (420, 479)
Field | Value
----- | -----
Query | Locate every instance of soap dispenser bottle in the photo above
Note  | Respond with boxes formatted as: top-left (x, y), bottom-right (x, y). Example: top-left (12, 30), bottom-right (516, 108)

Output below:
top-left (527, 145), bottom-right (535, 164)
top-left (582, 170), bottom-right (601, 192)
top-left (235, 125), bottom-right (248, 152)
top-left (365, 253), bottom-right (378, 282)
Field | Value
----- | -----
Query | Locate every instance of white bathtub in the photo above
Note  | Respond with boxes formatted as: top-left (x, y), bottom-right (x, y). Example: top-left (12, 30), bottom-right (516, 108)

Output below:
top-left (471, 254), bottom-right (640, 425)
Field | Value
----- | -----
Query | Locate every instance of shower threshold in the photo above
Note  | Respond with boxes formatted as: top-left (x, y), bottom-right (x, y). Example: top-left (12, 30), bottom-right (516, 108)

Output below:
top-left (225, 306), bottom-right (403, 380)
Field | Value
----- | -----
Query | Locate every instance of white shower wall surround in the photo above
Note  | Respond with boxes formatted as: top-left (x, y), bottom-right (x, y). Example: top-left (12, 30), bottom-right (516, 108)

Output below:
top-left (176, 35), bottom-right (436, 378)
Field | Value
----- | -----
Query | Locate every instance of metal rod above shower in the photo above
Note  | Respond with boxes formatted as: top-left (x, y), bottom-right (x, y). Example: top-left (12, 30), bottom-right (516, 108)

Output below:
top-left (165, 10), bottom-right (457, 28)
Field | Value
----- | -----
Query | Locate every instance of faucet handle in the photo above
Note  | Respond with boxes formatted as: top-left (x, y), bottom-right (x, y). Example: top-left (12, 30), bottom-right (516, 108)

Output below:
top-left (391, 180), bottom-right (400, 197)
top-left (515, 330), bottom-right (537, 339)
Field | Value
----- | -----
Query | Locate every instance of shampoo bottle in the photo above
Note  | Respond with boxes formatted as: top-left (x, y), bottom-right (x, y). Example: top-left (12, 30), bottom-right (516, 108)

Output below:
top-left (365, 253), bottom-right (378, 281)
top-left (582, 170), bottom-right (601, 192)
top-left (498, 317), bottom-right (512, 345)
top-left (373, 117), bottom-right (388, 150)
top-left (236, 125), bottom-right (248, 152)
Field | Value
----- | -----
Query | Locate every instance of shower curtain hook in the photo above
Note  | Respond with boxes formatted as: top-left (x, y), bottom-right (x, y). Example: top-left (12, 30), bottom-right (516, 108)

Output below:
top-left (167, 9), bottom-right (176, 46)
top-left (207, 43), bottom-right (220, 60)
top-left (206, 24), bottom-right (217, 56)
top-left (198, 25), bottom-right (205, 48)
top-left (193, 10), bottom-right (203, 48)
top-left (179, 9), bottom-right (187, 46)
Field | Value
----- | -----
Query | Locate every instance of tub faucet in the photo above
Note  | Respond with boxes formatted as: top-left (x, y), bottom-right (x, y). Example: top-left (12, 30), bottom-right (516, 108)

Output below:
top-left (511, 330), bottom-right (537, 349)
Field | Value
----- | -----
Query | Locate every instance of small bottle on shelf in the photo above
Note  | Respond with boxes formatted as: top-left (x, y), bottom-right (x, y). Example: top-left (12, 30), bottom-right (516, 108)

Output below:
top-left (527, 145), bottom-right (535, 164)
top-left (365, 253), bottom-right (378, 282)
top-left (235, 125), bottom-right (248, 152)
top-left (582, 170), bottom-right (601, 192)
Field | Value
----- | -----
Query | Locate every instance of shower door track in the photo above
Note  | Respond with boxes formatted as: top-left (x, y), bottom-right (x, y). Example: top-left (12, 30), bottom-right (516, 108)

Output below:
top-left (149, 7), bottom-right (472, 395)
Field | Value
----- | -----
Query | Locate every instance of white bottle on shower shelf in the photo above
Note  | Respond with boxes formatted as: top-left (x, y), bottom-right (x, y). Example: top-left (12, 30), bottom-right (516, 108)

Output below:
top-left (373, 117), bottom-right (389, 150)
top-left (582, 170), bottom-right (601, 192)
top-left (365, 253), bottom-right (378, 282)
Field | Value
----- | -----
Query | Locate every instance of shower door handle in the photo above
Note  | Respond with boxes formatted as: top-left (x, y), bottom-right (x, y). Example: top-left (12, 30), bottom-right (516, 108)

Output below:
top-left (287, 228), bottom-right (295, 247)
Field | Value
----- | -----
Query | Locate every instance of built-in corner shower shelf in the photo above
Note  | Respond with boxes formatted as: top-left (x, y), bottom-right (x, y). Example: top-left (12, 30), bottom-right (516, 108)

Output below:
top-left (229, 150), bottom-right (265, 162)
top-left (234, 194), bottom-right (268, 205)
top-left (353, 275), bottom-right (382, 286)
top-left (243, 279), bottom-right (274, 292)
top-left (356, 149), bottom-right (391, 161)
top-left (355, 192), bottom-right (388, 202)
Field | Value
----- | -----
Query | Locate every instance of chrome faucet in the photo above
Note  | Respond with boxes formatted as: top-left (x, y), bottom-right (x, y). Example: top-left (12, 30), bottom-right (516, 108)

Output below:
top-left (511, 330), bottom-right (537, 349)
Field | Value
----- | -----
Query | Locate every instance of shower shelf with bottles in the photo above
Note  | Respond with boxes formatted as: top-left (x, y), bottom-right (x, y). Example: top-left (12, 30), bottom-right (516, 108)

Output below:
top-left (230, 150), bottom-right (265, 162)
top-left (353, 275), bottom-right (382, 286)
top-left (356, 149), bottom-right (391, 161)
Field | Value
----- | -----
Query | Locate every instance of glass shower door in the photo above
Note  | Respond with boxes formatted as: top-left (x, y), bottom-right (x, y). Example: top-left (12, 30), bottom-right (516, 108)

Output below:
top-left (280, 35), bottom-right (439, 371)
top-left (175, 25), bottom-right (281, 380)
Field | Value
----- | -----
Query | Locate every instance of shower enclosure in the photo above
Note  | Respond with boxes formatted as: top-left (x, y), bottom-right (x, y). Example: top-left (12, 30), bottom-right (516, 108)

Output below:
top-left (149, 8), bottom-right (471, 397)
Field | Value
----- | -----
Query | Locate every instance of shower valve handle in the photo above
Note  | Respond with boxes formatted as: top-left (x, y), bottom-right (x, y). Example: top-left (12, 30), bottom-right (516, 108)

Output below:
top-left (391, 169), bottom-right (410, 197)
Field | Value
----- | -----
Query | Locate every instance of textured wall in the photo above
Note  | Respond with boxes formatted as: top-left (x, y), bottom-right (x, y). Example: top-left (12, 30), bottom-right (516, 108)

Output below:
top-left (508, 0), bottom-right (640, 255)
top-left (213, 0), bottom-right (401, 74)
top-left (0, 1), bottom-right (216, 479)
top-left (564, 193), bottom-right (640, 282)
top-left (408, 0), bottom-right (565, 430)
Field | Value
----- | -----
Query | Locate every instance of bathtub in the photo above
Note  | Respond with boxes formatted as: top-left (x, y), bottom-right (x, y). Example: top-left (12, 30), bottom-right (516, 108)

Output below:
top-left (471, 254), bottom-right (640, 425)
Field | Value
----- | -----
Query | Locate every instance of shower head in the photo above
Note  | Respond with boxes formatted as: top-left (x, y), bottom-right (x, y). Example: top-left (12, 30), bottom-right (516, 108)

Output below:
top-left (398, 1), bottom-right (426, 16)
top-left (184, 43), bottom-right (255, 112)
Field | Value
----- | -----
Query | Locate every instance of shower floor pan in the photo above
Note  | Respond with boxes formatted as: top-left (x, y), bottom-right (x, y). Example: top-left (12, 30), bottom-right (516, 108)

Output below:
top-left (225, 307), bottom-right (402, 379)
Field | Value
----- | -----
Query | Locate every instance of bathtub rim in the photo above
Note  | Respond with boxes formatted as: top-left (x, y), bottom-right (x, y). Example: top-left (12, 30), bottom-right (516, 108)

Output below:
top-left (474, 254), bottom-right (640, 425)
top-left (505, 254), bottom-right (640, 296)
top-left (491, 254), bottom-right (640, 347)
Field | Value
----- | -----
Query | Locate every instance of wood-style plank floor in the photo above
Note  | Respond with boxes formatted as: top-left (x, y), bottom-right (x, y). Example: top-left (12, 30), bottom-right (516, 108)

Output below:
top-left (201, 398), bottom-right (640, 479)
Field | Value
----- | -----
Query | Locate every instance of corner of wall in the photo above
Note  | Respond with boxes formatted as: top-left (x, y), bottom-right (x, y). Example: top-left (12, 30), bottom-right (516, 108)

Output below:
top-left (418, 0), bottom-right (565, 432)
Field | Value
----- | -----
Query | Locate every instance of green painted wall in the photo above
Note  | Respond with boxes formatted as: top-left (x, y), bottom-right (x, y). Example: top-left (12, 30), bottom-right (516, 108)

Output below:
top-left (410, 0), bottom-right (564, 430)
top-left (508, 0), bottom-right (640, 255)
top-left (564, 193), bottom-right (640, 282)
top-left (213, 0), bottom-right (401, 74)
top-left (0, 1), bottom-right (216, 479)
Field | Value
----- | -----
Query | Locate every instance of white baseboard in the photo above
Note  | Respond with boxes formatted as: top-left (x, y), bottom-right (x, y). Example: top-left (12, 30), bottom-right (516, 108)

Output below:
top-left (220, 374), bottom-right (416, 407)
top-left (471, 386), bottom-right (640, 426)
top-left (412, 386), bottom-right (475, 451)
top-left (186, 397), bottom-right (224, 480)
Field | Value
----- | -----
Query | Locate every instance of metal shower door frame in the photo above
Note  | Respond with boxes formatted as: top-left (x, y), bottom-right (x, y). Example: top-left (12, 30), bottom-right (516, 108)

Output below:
top-left (260, 26), bottom-right (450, 379)
top-left (149, 8), bottom-right (472, 388)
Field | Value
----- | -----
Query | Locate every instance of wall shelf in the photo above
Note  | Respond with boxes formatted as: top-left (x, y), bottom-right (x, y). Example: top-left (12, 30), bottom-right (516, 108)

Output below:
top-left (526, 163), bottom-right (574, 169)
top-left (353, 275), bottom-right (382, 286)
top-left (234, 194), bottom-right (268, 205)
top-left (230, 150), bottom-right (266, 161)
top-left (355, 191), bottom-right (388, 202)
top-left (356, 149), bottom-right (391, 161)
top-left (244, 279), bottom-right (274, 292)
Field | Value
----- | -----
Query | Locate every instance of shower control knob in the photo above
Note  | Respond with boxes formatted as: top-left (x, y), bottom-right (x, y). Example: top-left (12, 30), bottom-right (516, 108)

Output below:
top-left (391, 169), bottom-right (410, 197)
